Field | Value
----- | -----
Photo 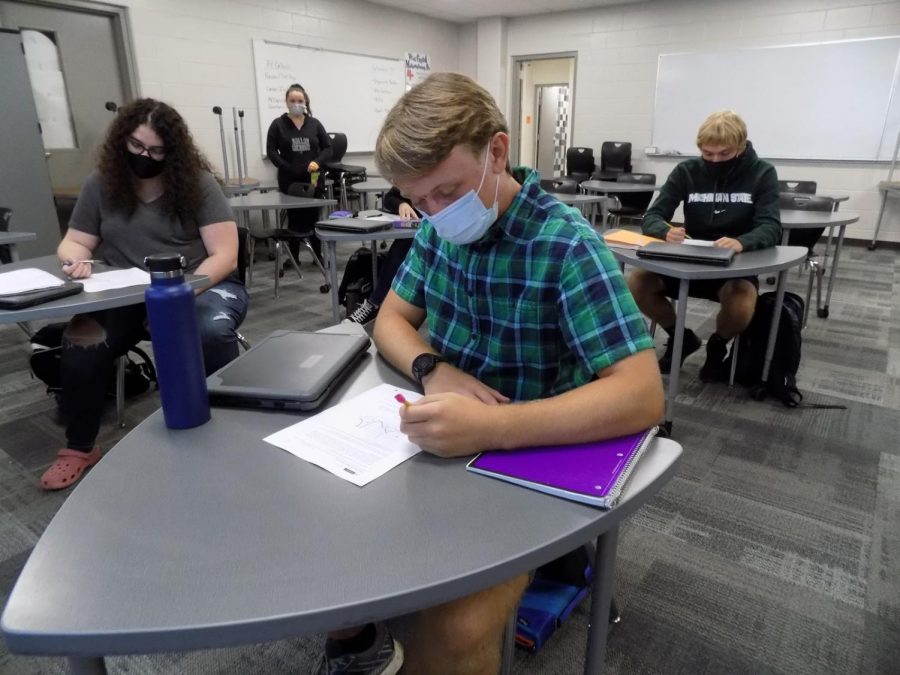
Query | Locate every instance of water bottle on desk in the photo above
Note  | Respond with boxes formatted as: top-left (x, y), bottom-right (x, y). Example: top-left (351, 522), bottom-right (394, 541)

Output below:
top-left (143, 253), bottom-right (210, 429)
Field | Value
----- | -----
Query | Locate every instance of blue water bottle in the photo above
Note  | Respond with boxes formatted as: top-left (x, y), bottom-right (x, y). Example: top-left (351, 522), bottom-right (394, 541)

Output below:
top-left (144, 253), bottom-right (211, 429)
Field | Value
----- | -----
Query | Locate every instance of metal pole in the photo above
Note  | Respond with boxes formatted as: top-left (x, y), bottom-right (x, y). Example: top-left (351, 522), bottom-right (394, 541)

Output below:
top-left (212, 106), bottom-right (230, 185)
top-left (238, 109), bottom-right (249, 180)
top-left (232, 108), bottom-right (244, 187)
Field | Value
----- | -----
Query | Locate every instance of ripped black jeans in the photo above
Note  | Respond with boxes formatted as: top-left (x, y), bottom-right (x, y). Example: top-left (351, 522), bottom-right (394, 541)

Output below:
top-left (60, 279), bottom-right (249, 450)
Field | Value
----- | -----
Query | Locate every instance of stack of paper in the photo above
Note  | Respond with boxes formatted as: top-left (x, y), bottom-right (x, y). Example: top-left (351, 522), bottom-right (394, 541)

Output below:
top-left (0, 268), bottom-right (65, 296)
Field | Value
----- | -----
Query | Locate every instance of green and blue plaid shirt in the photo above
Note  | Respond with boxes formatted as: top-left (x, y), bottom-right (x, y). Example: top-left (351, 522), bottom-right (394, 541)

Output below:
top-left (392, 167), bottom-right (653, 401)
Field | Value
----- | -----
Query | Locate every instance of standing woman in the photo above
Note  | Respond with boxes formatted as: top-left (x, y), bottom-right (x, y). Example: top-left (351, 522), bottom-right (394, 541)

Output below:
top-left (266, 83), bottom-right (332, 263)
top-left (43, 98), bottom-right (249, 491)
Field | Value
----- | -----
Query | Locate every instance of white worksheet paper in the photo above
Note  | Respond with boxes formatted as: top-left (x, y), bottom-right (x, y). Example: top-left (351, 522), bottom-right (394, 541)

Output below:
top-left (263, 383), bottom-right (423, 487)
top-left (682, 239), bottom-right (715, 247)
top-left (78, 268), bottom-right (151, 293)
top-left (0, 268), bottom-right (64, 295)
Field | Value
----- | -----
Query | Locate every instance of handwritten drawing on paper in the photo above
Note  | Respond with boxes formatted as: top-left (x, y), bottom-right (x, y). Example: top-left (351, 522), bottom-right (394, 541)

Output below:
top-left (263, 383), bottom-right (422, 487)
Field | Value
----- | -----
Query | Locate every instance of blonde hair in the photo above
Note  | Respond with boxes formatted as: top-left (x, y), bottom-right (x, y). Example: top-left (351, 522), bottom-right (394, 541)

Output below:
top-left (696, 110), bottom-right (747, 151)
top-left (375, 72), bottom-right (508, 181)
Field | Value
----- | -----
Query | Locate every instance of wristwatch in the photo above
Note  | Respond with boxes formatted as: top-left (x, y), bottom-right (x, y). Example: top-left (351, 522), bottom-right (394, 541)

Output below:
top-left (411, 353), bottom-right (446, 386)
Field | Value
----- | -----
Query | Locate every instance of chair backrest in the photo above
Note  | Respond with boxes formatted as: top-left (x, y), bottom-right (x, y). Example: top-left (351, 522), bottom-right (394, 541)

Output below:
top-left (778, 180), bottom-right (817, 194)
top-left (236, 225), bottom-right (249, 285)
top-left (611, 173), bottom-right (656, 211)
top-left (600, 141), bottom-right (632, 174)
top-left (0, 207), bottom-right (11, 232)
top-left (566, 147), bottom-right (594, 177)
top-left (778, 194), bottom-right (834, 212)
top-left (540, 177), bottom-right (579, 194)
top-left (327, 133), bottom-right (348, 163)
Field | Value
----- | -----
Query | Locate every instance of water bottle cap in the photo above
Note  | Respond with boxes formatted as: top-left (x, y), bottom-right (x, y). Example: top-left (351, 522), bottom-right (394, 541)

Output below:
top-left (144, 253), bottom-right (186, 275)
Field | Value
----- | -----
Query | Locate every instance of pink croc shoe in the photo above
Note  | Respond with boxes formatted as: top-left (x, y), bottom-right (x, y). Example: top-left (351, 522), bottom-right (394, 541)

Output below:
top-left (40, 447), bottom-right (102, 491)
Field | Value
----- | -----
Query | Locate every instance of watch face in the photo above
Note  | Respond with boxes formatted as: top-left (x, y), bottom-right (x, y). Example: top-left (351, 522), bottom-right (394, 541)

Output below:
top-left (413, 353), bottom-right (440, 382)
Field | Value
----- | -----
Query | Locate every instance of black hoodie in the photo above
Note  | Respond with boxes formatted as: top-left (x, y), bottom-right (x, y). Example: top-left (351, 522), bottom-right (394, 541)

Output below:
top-left (642, 141), bottom-right (781, 251)
top-left (266, 113), bottom-right (332, 193)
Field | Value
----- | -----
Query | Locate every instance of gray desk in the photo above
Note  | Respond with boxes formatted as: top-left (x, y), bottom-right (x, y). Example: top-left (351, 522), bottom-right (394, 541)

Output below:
top-left (228, 193), bottom-right (337, 286)
top-left (548, 192), bottom-right (608, 223)
top-left (871, 181), bottom-right (900, 250)
top-left (0, 256), bottom-right (206, 325)
top-left (1, 343), bottom-right (682, 675)
top-left (316, 223), bottom-right (417, 323)
top-left (611, 245), bottom-right (808, 430)
top-left (779, 209), bottom-right (860, 321)
top-left (0, 231), bottom-right (37, 262)
top-left (351, 178), bottom-right (392, 210)
top-left (580, 180), bottom-right (661, 229)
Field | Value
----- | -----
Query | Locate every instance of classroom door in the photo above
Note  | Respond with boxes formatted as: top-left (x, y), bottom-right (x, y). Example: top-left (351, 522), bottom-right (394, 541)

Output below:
top-left (534, 85), bottom-right (570, 179)
top-left (0, 0), bottom-right (132, 193)
top-left (512, 55), bottom-right (575, 176)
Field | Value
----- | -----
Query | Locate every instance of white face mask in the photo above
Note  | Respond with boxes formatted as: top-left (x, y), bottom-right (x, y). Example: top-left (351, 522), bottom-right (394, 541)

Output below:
top-left (289, 103), bottom-right (307, 116)
top-left (423, 146), bottom-right (501, 245)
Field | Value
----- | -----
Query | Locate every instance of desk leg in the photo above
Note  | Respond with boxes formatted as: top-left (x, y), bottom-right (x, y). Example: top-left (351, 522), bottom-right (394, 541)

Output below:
top-left (68, 656), bottom-right (107, 675)
top-left (664, 280), bottom-right (689, 430)
top-left (869, 190), bottom-right (888, 250)
top-left (500, 608), bottom-right (516, 675)
top-left (821, 225), bottom-right (845, 319)
top-left (584, 526), bottom-right (620, 675)
top-left (600, 197), bottom-right (610, 230)
top-left (370, 239), bottom-right (378, 284)
top-left (327, 241), bottom-right (341, 324)
top-left (761, 269), bottom-right (788, 383)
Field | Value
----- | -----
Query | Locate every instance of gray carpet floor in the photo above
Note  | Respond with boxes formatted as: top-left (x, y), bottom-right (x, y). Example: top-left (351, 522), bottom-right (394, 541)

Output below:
top-left (1, 239), bottom-right (898, 674)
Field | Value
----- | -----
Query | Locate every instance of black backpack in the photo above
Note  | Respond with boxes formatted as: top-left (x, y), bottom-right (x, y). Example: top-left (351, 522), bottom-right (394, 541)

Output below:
top-left (338, 246), bottom-right (384, 311)
top-left (727, 291), bottom-right (805, 407)
top-left (29, 323), bottom-right (157, 399)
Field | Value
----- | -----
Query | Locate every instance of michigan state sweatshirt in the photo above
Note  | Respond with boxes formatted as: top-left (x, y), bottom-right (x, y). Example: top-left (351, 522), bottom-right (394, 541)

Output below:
top-left (642, 141), bottom-right (781, 251)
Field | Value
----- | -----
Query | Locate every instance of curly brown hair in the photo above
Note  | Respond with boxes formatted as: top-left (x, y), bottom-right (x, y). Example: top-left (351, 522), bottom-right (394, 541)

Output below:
top-left (97, 98), bottom-right (214, 225)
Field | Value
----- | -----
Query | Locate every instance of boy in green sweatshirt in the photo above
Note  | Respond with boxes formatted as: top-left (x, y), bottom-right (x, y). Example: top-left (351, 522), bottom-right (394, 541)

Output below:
top-left (629, 110), bottom-right (781, 381)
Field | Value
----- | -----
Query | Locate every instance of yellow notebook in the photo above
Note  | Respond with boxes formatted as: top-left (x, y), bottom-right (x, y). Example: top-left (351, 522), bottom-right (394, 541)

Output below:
top-left (603, 229), bottom-right (663, 249)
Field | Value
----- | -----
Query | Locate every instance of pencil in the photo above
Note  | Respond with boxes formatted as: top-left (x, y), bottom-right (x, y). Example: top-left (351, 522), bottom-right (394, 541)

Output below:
top-left (394, 393), bottom-right (412, 408)
top-left (665, 222), bottom-right (692, 240)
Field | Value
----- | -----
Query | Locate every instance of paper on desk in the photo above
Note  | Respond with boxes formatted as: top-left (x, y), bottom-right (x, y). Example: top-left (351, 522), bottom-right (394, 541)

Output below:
top-left (682, 239), bottom-right (715, 247)
top-left (264, 383), bottom-right (423, 487)
top-left (0, 268), bottom-right (65, 295)
top-left (78, 268), bottom-right (151, 293)
top-left (364, 213), bottom-right (396, 222)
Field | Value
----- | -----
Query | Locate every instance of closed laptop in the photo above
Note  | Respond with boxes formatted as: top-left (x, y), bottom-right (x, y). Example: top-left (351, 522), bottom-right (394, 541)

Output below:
top-left (636, 241), bottom-right (735, 266)
top-left (207, 330), bottom-right (370, 411)
top-left (316, 217), bottom-right (393, 234)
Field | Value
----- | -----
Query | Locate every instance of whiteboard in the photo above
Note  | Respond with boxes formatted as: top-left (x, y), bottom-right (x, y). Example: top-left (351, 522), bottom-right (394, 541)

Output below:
top-left (652, 37), bottom-right (900, 161)
top-left (252, 40), bottom-right (405, 155)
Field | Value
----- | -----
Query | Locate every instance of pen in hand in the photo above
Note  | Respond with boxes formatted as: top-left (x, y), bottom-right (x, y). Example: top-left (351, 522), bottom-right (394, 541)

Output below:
top-left (665, 222), bottom-right (692, 240)
top-left (61, 259), bottom-right (103, 267)
top-left (394, 393), bottom-right (412, 408)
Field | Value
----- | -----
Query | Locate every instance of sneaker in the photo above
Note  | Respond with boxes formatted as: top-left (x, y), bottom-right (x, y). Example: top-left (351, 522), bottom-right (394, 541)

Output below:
top-left (344, 299), bottom-right (379, 325)
top-left (699, 333), bottom-right (729, 382)
top-left (657, 328), bottom-right (702, 372)
top-left (314, 623), bottom-right (404, 675)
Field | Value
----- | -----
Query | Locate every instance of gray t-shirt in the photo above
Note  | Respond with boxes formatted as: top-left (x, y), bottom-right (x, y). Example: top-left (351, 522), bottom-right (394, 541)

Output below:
top-left (69, 171), bottom-right (233, 272)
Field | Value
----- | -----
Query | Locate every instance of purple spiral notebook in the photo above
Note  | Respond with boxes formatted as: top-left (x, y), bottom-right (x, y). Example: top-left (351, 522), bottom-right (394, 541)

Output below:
top-left (466, 427), bottom-right (658, 509)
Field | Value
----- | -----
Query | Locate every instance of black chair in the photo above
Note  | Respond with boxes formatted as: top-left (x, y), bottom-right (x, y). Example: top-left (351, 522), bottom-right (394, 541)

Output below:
top-left (263, 183), bottom-right (330, 298)
top-left (0, 207), bottom-right (12, 264)
top-left (778, 180), bottom-right (817, 195)
top-left (607, 173), bottom-right (656, 227)
top-left (324, 132), bottom-right (367, 210)
top-left (540, 177), bottom-right (579, 194)
top-left (595, 142), bottom-right (632, 180)
top-left (565, 147), bottom-right (595, 184)
top-left (779, 194), bottom-right (836, 325)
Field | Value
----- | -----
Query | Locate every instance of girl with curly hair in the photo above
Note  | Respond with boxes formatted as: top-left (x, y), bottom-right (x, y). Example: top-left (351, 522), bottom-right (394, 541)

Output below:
top-left (45, 98), bottom-right (249, 491)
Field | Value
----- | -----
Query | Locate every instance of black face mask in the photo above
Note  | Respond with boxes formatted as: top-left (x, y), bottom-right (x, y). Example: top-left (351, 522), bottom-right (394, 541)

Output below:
top-left (127, 152), bottom-right (165, 179)
top-left (703, 155), bottom-right (739, 180)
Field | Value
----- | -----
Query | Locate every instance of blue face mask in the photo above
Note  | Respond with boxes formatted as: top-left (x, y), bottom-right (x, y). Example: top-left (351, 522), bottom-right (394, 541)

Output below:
top-left (423, 147), bottom-right (501, 245)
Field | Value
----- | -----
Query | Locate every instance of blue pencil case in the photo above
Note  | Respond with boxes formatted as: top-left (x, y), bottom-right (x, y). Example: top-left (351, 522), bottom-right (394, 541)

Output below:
top-left (515, 576), bottom-right (591, 652)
